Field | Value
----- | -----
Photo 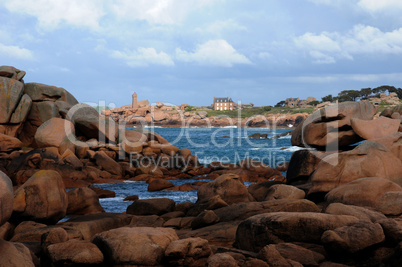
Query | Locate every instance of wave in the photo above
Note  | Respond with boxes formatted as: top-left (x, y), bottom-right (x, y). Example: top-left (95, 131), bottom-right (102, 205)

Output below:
top-left (281, 146), bottom-right (305, 152)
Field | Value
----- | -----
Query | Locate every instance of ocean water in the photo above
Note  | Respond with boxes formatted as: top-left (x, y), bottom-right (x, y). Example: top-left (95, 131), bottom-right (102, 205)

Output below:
top-left (94, 127), bottom-right (296, 213)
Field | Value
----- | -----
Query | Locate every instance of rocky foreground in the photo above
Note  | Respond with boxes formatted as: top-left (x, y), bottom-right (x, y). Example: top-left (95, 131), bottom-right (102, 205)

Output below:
top-left (1, 65), bottom-right (402, 266)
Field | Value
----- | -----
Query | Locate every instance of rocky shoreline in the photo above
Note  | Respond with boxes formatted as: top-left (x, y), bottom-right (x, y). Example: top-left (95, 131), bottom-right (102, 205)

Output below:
top-left (1, 65), bottom-right (402, 266)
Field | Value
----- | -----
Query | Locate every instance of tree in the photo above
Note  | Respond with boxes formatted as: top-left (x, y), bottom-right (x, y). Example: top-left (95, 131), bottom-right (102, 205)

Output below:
top-left (396, 88), bottom-right (402, 99)
top-left (275, 100), bottom-right (285, 107)
top-left (307, 100), bottom-right (320, 106)
top-left (262, 106), bottom-right (272, 112)
top-left (322, 94), bottom-right (333, 102)
top-left (339, 90), bottom-right (360, 101)
top-left (360, 88), bottom-right (372, 99)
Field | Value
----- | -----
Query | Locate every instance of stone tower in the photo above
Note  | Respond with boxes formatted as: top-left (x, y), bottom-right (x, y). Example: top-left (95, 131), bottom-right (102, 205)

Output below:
top-left (132, 92), bottom-right (138, 109)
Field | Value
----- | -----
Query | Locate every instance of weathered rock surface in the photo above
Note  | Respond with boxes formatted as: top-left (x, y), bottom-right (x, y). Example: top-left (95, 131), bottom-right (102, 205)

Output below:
top-left (0, 239), bottom-right (35, 267)
top-left (94, 151), bottom-right (122, 176)
top-left (197, 174), bottom-right (250, 205)
top-left (148, 179), bottom-right (174, 191)
top-left (207, 253), bottom-right (238, 267)
top-left (376, 191), bottom-right (402, 216)
top-left (351, 116), bottom-right (400, 140)
top-left (325, 177), bottom-right (402, 208)
top-left (92, 227), bottom-right (178, 266)
top-left (322, 220), bottom-right (385, 254)
top-left (12, 170), bottom-right (68, 224)
top-left (0, 171), bottom-right (14, 226)
top-left (0, 133), bottom-right (22, 152)
top-left (263, 184), bottom-right (305, 201)
top-left (324, 203), bottom-right (387, 222)
top-left (165, 237), bottom-right (212, 266)
top-left (309, 141), bottom-right (402, 195)
top-left (235, 212), bottom-right (358, 252)
top-left (291, 101), bottom-right (376, 149)
top-left (67, 187), bottom-right (105, 215)
top-left (0, 77), bottom-right (24, 123)
top-left (24, 82), bottom-right (78, 106)
top-left (46, 240), bottom-right (104, 266)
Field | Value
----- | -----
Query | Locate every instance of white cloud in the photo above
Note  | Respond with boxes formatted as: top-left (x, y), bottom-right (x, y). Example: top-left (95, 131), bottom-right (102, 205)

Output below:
top-left (288, 72), bottom-right (402, 83)
top-left (358, 0), bottom-right (402, 12)
top-left (294, 24), bottom-right (402, 63)
top-left (258, 52), bottom-right (272, 60)
top-left (111, 47), bottom-right (174, 67)
top-left (176, 39), bottom-right (252, 67)
top-left (111, 0), bottom-right (220, 25)
top-left (197, 19), bottom-right (247, 34)
top-left (2, 0), bottom-right (103, 30)
top-left (0, 43), bottom-right (34, 60)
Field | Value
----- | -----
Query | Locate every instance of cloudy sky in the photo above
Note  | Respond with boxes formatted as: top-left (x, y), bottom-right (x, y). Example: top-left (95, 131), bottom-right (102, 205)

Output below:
top-left (1, 0), bottom-right (402, 107)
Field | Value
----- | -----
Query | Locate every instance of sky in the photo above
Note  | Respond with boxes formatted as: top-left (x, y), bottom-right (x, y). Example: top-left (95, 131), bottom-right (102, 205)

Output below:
top-left (1, 0), bottom-right (402, 108)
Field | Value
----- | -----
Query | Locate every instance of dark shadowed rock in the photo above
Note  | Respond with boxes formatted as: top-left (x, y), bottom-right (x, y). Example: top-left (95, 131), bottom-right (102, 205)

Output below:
top-left (165, 237), bottom-right (212, 266)
top-left (324, 203), bottom-right (386, 222)
top-left (0, 239), bottom-right (35, 267)
top-left (67, 188), bottom-right (105, 215)
top-left (126, 198), bottom-right (175, 216)
top-left (0, 171), bottom-right (13, 226)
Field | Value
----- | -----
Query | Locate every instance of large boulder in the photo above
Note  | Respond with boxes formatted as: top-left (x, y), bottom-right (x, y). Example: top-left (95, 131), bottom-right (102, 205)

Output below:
top-left (67, 103), bottom-right (117, 143)
top-left (0, 239), bottom-right (35, 267)
top-left (12, 170), bottom-right (68, 224)
top-left (0, 171), bottom-right (13, 226)
top-left (322, 220), bottom-right (385, 254)
top-left (376, 191), bottom-right (402, 216)
top-left (92, 227), bottom-right (178, 266)
top-left (0, 77), bottom-right (24, 123)
top-left (197, 174), bottom-right (250, 205)
top-left (291, 101), bottom-right (376, 149)
top-left (263, 184), bottom-right (305, 201)
top-left (235, 212), bottom-right (358, 252)
top-left (309, 141), bottom-right (402, 195)
top-left (351, 116), bottom-right (400, 140)
top-left (34, 117), bottom-right (75, 148)
top-left (0, 133), bottom-right (22, 152)
top-left (324, 203), bottom-right (387, 222)
top-left (126, 198), bottom-right (175, 216)
top-left (24, 82), bottom-right (78, 106)
top-left (325, 177), bottom-right (402, 208)
top-left (120, 129), bottom-right (147, 154)
top-left (46, 240), bottom-right (104, 266)
top-left (67, 188), bottom-right (105, 215)
top-left (148, 179), bottom-right (174, 191)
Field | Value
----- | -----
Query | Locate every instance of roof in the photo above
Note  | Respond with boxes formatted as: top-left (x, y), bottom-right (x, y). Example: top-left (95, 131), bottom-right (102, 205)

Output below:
top-left (214, 97), bottom-right (233, 103)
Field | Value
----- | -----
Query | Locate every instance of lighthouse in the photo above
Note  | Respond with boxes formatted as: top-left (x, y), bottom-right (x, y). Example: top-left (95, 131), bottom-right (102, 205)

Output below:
top-left (132, 92), bottom-right (138, 109)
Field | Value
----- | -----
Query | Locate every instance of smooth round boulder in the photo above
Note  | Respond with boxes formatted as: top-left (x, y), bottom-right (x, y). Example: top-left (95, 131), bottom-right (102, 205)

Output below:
top-left (13, 170), bottom-right (68, 224)
top-left (0, 133), bottom-right (22, 152)
top-left (0, 171), bottom-right (14, 226)
top-left (148, 179), bottom-right (174, 192)
top-left (0, 239), bottom-right (34, 267)
top-left (34, 117), bottom-right (75, 148)
top-left (264, 184), bottom-right (305, 201)
top-left (351, 116), bottom-right (400, 140)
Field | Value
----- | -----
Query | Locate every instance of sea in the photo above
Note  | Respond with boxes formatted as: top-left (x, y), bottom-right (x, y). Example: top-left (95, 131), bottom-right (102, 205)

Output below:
top-left (94, 127), bottom-right (299, 213)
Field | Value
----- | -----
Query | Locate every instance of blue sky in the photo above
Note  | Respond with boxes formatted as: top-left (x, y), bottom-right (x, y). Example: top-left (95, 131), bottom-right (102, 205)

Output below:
top-left (1, 0), bottom-right (402, 107)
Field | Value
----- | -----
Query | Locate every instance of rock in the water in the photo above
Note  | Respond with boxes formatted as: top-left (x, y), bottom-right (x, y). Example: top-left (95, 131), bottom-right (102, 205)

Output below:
top-left (67, 188), bottom-right (105, 215)
top-left (325, 177), bottom-right (402, 209)
top-left (0, 239), bottom-right (35, 267)
top-left (46, 240), bottom-right (104, 266)
top-left (322, 220), bottom-right (385, 254)
top-left (165, 237), bottom-right (212, 266)
top-left (291, 101), bottom-right (376, 149)
top-left (309, 141), bottom-right (402, 195)
top-left (0, 133), bottom-right (22, 152)
top-left (197, 174), bottom-right (250, 205)
top-left (148, 179), bottom-right (174, 191)
top-left (351, 116), bottom-right (400, 140)
top-left (126, 198), bottom-right (175, 216)
top-left (0, 171), bottom-right (14, 226)
top-left (34, 117), bottom-right (75, 148)
top-left (12, 170), bottom-right (68, 224)
top-left (0, 77), bottom-right (24, 123)
top-left (235, 212), bottom-right (357, 252)
top-left (92, 227), bottom-right (178, 266)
